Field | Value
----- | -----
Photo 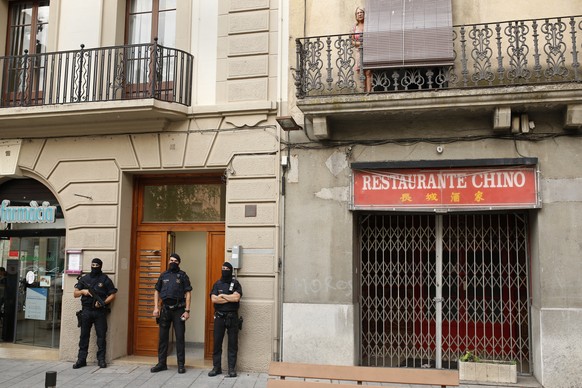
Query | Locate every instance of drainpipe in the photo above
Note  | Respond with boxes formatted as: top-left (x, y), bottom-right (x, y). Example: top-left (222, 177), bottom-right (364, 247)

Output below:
top-left (275, 0), bottom-right (290, 362)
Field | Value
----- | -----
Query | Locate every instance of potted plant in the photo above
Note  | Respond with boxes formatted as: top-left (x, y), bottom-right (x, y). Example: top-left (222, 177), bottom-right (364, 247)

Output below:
top-left (458, 351), bottom-right (517, 384)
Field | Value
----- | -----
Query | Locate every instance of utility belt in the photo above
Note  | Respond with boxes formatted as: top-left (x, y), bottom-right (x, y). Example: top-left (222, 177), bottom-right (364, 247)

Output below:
top-left (77, 305), bottom-right (109, 326)
top-left (163, 301), bottom-right (185, 311)
top-left (214, 310), bottom-right (237, 319)
top-left (82, 305), bottom-right (109, 312)
top-left (215, 310), bottom-right (243, 330)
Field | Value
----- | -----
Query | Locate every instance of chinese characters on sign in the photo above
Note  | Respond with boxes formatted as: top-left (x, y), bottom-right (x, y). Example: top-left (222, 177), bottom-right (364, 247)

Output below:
top-left (352, 166), bottom-right (539, 210)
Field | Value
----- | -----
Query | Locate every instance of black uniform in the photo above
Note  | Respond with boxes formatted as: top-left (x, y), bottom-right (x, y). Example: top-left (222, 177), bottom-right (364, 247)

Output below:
top-left (154, 269), bottom-right (192, 366)
top-left (210, 277), bottom-right (242, 372)
top-left (75, 272), bottom-right (117, 363)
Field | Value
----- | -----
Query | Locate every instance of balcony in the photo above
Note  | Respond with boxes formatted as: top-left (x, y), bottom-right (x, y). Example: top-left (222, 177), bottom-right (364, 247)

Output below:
top-left (0, 40), bottom-right (193, 137)
top-left (294, 15), bottom-right (582, 138)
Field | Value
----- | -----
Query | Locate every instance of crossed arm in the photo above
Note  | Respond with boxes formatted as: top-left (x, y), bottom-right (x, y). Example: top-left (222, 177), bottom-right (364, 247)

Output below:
top-left (211, 291), bottom-right (241, 304)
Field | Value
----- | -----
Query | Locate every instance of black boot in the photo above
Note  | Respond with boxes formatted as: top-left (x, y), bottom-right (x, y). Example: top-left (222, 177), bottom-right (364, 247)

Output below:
top-left (72, 360), bottom-right (87, 369)
top-left (150, 363), bottom-right (168, 373)
top-left (208, 367), bottom-right (222, 376)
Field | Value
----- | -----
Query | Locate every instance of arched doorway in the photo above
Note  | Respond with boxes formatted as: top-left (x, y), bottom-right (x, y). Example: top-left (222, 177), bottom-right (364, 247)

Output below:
top-left (0, 178), bottom-right (65, 348)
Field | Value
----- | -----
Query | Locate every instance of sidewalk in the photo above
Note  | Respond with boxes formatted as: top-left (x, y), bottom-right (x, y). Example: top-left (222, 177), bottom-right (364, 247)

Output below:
top-left (0, 357), bottom-right (544, 388)
top-left (0, 358), bottom-right (269, 388)
top-left (0, 342), bottom-right (543, 388)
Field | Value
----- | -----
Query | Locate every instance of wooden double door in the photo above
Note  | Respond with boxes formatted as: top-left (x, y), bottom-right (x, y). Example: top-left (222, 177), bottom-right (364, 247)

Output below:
top-left (131, 229), bottom-right (224, 359)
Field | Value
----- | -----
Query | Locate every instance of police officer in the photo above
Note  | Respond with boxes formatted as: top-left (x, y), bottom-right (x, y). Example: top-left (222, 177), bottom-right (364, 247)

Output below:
top-left (208, 261), bottom-right (242, 378)
top-left (73, 258), bottom-right (117, 369)
top-left (151, 253), bottom-right (192, 374)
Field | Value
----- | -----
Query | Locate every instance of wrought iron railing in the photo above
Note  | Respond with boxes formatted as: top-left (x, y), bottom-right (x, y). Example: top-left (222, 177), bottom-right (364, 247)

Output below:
top-left (295, 15), bottom-right (582, 98)
top-left (0, 39), bottom-right (193, 108)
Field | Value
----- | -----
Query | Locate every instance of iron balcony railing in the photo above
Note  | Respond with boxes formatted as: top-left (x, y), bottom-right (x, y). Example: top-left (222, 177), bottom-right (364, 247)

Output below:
top-left (295, 15), bottom-right (582, 98)
top-left (0, 39), bottom-right (193, 108)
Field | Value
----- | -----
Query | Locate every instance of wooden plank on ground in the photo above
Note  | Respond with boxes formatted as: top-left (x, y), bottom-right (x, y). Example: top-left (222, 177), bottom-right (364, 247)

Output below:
top-left (268, 362), bottom-right (459, 386)
top-left (267, 380), bottom-right (360, 388)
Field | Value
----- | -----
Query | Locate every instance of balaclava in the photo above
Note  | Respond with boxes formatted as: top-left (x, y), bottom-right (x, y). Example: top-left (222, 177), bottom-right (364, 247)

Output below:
top-left (90, 258), bottom-right (103, 277)
top-left (169, 253), bottom-right (181, 272)
top-left (221, 261), bottom-right (233, 283)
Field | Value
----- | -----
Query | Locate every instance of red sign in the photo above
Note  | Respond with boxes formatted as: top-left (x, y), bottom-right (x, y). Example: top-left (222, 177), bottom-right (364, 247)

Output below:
top-left (352, 166), bottom-right (539, 210)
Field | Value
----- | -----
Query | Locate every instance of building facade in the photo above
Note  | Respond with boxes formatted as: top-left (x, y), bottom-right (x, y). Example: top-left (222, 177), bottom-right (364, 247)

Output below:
top-left (0, 0), bottom-right (287, 373)
top-left (4, 1), bottom-right (582, 387)
top-left (282, 1), bottom-right (582, 387)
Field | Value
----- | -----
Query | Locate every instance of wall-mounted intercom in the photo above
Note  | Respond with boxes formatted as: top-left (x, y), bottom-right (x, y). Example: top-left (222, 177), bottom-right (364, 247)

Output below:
top-left (230, 245), bottom-right (241, 269)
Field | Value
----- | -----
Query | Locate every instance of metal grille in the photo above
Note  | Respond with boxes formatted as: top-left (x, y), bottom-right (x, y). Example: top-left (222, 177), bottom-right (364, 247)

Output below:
top-left (359, 213), bottom-right (530, 373)
top-left (294, 15), bottom-right (582, 97)
top-left (0, 41), bottom-right (193, 108)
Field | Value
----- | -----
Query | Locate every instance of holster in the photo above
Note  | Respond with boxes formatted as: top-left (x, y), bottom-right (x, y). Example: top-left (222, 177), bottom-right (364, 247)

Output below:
top-left (223, 312), bottom-right (241, 329)
top-left (76, 310), bottom-right (82, 327)
top-left (158, 307), bottom-right (171, 328)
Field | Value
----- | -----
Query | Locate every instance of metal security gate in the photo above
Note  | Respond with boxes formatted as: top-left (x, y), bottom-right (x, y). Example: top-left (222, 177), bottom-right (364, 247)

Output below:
top-left (359, 213), bottom-right (531, 373)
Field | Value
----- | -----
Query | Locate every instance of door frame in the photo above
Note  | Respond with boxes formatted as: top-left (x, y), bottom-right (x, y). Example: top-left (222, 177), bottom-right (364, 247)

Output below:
top-left (128, 174), bottom-right (225, 357)
top-left (204, 231), bottom-right (225, 358)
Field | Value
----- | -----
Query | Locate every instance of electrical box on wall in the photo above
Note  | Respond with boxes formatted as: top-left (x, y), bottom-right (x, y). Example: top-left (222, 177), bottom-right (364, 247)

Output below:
top-left (230, 245), bottom-right (241, 269)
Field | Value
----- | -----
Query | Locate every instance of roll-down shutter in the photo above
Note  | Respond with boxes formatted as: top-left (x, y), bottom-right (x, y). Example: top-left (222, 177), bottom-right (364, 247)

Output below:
top-left (364, 0), bottom-right (454, 68)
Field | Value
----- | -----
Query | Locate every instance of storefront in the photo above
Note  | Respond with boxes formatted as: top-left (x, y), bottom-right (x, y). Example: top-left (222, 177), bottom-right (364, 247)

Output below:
top-left (351, 158), bottom-right (539, 373)
top-left (0, 178), bottom-right (65, 348)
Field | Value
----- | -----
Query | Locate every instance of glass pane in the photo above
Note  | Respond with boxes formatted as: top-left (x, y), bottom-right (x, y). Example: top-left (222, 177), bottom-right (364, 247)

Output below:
top-left (1, 236), bottom-right (64, 348)
top-left (160, 0), bottom-right (177, 11)
top-left (157, 10), bottom-right (176, 46)
top-left (9, 25), bottom-right (31, 55)
top-left (11, 3), bottom-right (33, 25)
top-left (130, 0), bottom-right (152, 13)
top-left (9, 2), bottom-right (32, 56)
top-left (8, 1), bottom-right (50, 55)
top-left (128, 13), bottom-right (152, 44)
top-left (37, 3), bottom-right (50, 54)
top-left (143, 184), bottom-right (225, 222)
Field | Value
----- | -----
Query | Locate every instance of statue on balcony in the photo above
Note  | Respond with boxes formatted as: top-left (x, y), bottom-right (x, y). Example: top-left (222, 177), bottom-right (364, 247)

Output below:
top-left (351, 7), bottom-right (372, 92)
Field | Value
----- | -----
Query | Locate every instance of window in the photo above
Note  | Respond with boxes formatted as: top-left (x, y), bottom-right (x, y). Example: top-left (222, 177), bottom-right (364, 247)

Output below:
top-left (364, 0), bottom-right (453, 68)
top-left (3, 1), bottom-right (50, 105)
top-left (6, 0), bottom-right (50, 56)
top-left (125, 0), bottom-right (178, 100)
top-left (142, 182), bottom-right (226, 222)
top-left (126, 0), bottom-right (176, 46)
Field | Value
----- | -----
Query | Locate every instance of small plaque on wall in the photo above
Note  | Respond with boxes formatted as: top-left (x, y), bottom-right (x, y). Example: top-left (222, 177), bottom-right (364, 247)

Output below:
top-left (245, 204), bottom-right (257, 217)
top-left (65, 249), bottom-right (83, 275)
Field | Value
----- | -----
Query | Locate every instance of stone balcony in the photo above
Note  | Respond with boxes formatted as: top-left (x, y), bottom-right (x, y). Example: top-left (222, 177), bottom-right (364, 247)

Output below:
top-left (293, 15), bottom-right (582, 139)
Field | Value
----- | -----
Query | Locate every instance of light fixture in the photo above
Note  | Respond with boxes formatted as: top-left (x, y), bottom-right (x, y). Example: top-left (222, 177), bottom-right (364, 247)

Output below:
top-left (276, 116), bottom-right (303, 131)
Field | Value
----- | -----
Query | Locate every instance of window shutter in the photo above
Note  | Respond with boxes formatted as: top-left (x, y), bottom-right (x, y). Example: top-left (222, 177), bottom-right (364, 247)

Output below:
top-left (364, 0), bottom-right (454, 68)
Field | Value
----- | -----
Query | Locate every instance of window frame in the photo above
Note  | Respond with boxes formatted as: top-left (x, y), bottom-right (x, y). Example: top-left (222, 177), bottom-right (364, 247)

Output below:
top-left (135, 174), bottom-right (226, 225)
top-left (6, 0), bottom-right (50, 56)
top-left (125, 0), bottom-right (177, 45)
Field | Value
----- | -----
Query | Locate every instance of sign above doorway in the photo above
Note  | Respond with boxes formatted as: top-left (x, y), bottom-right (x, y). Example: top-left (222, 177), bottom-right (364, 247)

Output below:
top-left (0, 200), bottom-right (57, 223)
top-left (351, 165), bottom-right (539, 211)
